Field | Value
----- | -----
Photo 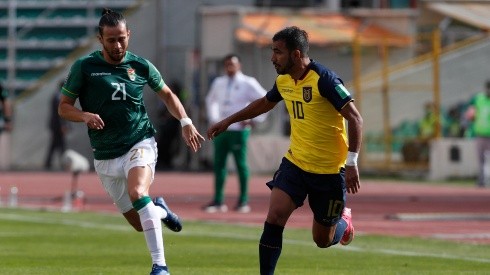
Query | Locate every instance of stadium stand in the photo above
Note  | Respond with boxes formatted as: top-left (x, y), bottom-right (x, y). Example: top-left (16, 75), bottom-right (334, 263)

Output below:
top-left (0, 0), bottom-right (139, 96)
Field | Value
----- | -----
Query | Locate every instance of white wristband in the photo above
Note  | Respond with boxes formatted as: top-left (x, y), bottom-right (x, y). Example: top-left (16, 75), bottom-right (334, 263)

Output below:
top-left (180, 117), bottom-right (192, 127)
top-left (346, 151), bottom-right (358, 166)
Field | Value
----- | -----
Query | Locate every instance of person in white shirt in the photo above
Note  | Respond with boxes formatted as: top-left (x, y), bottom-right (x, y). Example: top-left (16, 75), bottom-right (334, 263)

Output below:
top-left (204, 54), bottom-right (267, 213)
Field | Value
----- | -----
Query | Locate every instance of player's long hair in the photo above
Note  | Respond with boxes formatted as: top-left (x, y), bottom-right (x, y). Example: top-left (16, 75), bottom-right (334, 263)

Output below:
top-left (98, 8), bottom-right (127, 36)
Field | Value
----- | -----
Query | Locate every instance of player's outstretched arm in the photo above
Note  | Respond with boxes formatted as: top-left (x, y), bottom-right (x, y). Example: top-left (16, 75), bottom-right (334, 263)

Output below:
top-left (340, 102), bottom-right (363, 194)
top-left (181, 123), bottom-right (205, 152)
top-left (207, 96), bottom-right (276, 140)
top-left (156, 85), bottom-right (204, 152)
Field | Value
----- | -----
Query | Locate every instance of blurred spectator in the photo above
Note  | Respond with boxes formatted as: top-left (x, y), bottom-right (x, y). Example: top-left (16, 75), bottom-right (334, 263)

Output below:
top-left (418, 102), bottom-right (438, 140)
top-left (0, 81), bottom-right (12, 132)
top-left (401, 102), bottom-right (451, 163)
top-left (464, 79), bottom-right (490, 188)
top-left (416, 102), bottom-right (443, 162)
top-left (461, 100), bottom-right (476, 138)
top-left (445, 105), bottom-right (463, 137)
top-left (44, 81), bottom-right (70, 170)
top-left (155, 81), bottom-right (185, 170)
top-left (0, 81), bottom-right (13, 170)
top-left (204, 53), bottom-right (267, 213)
top-left (398, 120), bottom-right (422, 163)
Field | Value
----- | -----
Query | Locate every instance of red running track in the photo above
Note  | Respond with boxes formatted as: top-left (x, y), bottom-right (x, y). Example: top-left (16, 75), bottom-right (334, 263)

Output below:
top-left (1, 171), bottom-right (489, 244)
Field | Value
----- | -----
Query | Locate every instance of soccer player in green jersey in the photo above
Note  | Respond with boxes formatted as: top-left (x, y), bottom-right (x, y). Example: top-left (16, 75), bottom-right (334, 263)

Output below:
top-left (59, 8), bottom-right (204, 275)
top-left (207, 26), bottom-right (363, 274)
top-left (465, 79), bottom-right (490, 188)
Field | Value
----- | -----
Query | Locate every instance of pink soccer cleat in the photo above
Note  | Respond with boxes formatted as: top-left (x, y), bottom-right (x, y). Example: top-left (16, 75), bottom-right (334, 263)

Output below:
top-left (340, 207), bottom-right (354, 245)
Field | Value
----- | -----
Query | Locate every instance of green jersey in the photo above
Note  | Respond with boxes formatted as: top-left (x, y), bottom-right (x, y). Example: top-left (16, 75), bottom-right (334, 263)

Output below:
top-left (62, 50), bottom-right (165, 160)
top-left (473, 93), bottom-right (490, 137)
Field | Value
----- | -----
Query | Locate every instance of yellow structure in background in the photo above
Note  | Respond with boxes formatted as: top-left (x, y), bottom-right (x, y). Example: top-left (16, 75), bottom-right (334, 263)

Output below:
top-left (352, 27), bottom-right (488, 172)
top-left (352, 29), bottom-right (443, 171)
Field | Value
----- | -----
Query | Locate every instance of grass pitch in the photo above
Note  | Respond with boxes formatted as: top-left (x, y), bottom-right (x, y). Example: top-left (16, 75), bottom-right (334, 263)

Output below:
top-left (0, 208), bottom-right (489, 274)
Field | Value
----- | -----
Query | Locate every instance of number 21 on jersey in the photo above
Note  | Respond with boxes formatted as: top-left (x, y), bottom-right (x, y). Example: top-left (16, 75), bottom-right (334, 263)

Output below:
top-left (111, 82), bottom-right (126, 100)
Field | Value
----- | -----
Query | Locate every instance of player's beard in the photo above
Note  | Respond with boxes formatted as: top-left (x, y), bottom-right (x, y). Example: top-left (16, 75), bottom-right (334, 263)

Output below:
top-left (275, 56), bottom-right (294, 75)
top-left (103, 45), bottom-right (125, 63)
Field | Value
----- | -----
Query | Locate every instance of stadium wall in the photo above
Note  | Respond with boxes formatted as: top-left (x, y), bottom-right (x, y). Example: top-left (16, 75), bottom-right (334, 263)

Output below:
top-left (5, 1), bottom-right (490, 179)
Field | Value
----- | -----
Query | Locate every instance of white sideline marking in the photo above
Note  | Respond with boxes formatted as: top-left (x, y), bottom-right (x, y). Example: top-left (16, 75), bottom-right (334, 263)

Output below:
top-left (178, 230), bottom-right (490, 263)
top-left (0, 213), bottom-right (130, 232)
top-left (389, 213), bottom-right (490, 221)
top-left (1, 213), bottom-right (489, 264)
top-left (433, 233), bottom-right (490, 239)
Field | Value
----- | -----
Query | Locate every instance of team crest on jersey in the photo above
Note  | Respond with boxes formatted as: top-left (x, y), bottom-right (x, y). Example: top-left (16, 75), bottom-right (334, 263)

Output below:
top-left (303, 86), bottom-right (312, 103)
top-left (127, 68), bottom-right (136, 81)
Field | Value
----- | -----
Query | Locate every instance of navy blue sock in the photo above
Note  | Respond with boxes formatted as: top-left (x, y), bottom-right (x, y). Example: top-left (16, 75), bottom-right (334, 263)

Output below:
top-left (259, 222), bottom-right (284, 275)
top-left (331, 217), bottom-right (348, 245)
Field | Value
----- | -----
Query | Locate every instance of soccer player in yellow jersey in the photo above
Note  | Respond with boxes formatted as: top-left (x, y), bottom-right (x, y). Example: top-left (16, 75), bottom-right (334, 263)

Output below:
top-left (207, 26), bottom-right (363, 274)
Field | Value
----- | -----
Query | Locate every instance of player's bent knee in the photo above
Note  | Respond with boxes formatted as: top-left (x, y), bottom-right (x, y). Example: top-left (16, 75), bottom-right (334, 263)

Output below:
top-left (127, 189), bottom-right (145, 202)
top-left (313, 236), bottom-right (334, 248)
top-left (314, 240), bottom-right (332, 248)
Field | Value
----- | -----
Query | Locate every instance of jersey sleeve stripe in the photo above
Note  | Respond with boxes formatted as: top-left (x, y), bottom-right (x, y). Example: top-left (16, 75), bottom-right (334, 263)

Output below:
top-left (61, 87), bottom-right (78, 98)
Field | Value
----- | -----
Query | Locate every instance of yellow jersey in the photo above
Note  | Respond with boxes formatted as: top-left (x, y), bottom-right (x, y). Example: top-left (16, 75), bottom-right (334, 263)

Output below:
top-left (266, 60), bottom-right (353, 174)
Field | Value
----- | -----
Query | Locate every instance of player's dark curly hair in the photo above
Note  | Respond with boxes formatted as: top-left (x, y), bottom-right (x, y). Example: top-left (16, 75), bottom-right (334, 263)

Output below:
top-left (272, 26), bottom-right (309, 57)
top-left (98, 8), bottom-right (127, 36)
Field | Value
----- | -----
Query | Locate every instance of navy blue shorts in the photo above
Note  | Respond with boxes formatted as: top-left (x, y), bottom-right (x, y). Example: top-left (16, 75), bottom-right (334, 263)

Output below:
top-left (266, 157), bottom-right (346, 226)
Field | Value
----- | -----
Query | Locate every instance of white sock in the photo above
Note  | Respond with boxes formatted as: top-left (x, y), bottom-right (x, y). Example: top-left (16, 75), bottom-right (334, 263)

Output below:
top-left (154, 203), bottom-right (168, 219)
top-left (138, 202), bottom-right (166, 266)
